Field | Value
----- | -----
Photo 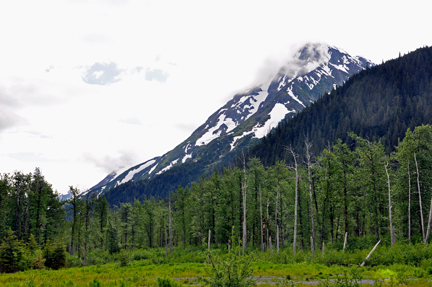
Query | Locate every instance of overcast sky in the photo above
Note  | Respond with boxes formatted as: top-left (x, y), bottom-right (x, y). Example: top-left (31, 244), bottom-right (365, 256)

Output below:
top-left (0, 0), bottom-right (430, 194)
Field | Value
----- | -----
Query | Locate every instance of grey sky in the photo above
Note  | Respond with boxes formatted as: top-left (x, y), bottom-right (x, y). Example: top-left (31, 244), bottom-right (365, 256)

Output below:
top-left (0, 0), bottom-right (430, 193)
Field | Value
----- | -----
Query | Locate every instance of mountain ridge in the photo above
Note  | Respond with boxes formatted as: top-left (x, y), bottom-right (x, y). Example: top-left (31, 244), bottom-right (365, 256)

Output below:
top-left (85, 43), bottom-right (373, 201)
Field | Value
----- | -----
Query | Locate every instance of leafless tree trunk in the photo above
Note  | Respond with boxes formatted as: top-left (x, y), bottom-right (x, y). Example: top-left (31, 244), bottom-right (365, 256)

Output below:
top-left (305, 139), bottom-right (315, 258)
top-left (343, 232), bottom-right (348, 252)
top-left (288, 146), bottom-right (299, 255)
top-left (275, 186), bottom-right (279, 254)
top-left (260, 186), bottom-right (264, 252)
top-left (165, 227), bottom-right (168, 258)
top-left (242, 151), bottom-right (247, 255)
top-left (322, 241), bottom-right (325, 258)
top-left (266, 199), bottom-right (270, 248)
top-left (425, 184), bottom-right (432, 243)
top-left (276, 225), bottom-right (279, 254)
top-left (169, 192), bottom-right (173, 253)
top-left (208, 229), bottom-right (211, 250)
top-left (414, 153), bottom-right (425, 242)
top-left (269, 235), bottom-right (273, 258)
top-left (359, 240), bottom-right (381, 267)
top-left (385, 161), bottom-right (395, 246)
top-left (408, 160), bottom-right (412, 244)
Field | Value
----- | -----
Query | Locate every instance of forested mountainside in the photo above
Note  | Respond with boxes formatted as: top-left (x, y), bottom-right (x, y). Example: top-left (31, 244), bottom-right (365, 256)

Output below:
top-left (95, 43), bottom-right (372, 204)
top-left (103, 46), bottom-right (432, 206)
top-left (246, 46), bottom-right (432, 167)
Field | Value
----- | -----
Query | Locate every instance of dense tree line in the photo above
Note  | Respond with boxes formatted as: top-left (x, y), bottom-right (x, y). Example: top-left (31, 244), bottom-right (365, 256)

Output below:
top-left (0, 168), bottom-right (67, 272)
top-left (1, 125), bottom-right (432, 272)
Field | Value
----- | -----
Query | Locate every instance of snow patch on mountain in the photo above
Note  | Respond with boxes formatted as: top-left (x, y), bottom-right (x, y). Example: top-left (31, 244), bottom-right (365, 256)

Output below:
top-left (230, 103), bottom-right (295, 150)
top-left (287, 86), bottom-right (305, 107)
top-left (253, 103), bottom-right (294, 138)
top-left (230, 130), bottom-right (254, 151)
top-left (119, 159), bottom-right (156, 185)
top-left (245, 83), bottom-right (269, 121)
top-left (149, 163), bottom-right (158, 174)
top-left (156, 159), bottom-right (179, 175)
top-left (182, 152), bottom-right (193, 163)
top-left (195, 114), bottom-right (237, 146)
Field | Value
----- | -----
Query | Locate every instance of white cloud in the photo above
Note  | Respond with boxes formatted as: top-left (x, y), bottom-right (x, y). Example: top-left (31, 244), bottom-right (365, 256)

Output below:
top-left (82, 62), bottom-right (124, 85)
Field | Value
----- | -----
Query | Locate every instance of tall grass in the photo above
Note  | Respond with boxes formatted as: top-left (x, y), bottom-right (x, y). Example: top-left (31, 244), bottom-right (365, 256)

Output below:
top-left (2, 243), bottom-right (432, 286)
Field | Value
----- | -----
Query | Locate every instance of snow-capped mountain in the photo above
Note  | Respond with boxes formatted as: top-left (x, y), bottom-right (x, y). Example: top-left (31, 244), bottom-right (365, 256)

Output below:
top-left (85, 43), bottom-right (373, 197)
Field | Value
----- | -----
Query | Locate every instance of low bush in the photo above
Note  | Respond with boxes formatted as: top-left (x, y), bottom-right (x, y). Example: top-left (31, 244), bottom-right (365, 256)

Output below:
top-left (43, 238), bottom-right (67, 270)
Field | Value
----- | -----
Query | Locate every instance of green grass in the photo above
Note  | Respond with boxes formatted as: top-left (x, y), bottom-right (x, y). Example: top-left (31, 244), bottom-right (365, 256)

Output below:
top-left (2, 245), bottom-right (432, 286)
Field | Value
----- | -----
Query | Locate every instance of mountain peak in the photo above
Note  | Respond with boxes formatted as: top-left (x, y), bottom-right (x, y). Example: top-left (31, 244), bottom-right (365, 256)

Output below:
top-left (85, 43), bottom-right (374, 199)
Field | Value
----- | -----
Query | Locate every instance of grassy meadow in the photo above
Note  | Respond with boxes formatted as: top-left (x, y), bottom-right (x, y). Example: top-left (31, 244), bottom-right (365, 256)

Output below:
top-left (2, 243), bottom-right (432, 286)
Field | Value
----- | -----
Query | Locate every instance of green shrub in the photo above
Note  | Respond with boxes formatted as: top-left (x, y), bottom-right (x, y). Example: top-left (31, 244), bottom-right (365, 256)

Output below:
top-left (0, 230), bottom-right (28, 273)
top-left (119, 249), bottom-right (131, 267)
top-left (43, 239), bottom-right (67, 270)
top-left (133, 249), bottom-right (152, 260)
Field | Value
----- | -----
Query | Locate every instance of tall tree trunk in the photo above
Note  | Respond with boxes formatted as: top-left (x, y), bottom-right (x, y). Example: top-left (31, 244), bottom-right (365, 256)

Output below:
top-left (242, 152), bottom-right (247, 255)
top-left (266, 199), bottom-right (270, 248)
top-left (414, 153), bottom-right (425, 241)
top-left (408, 160), bottom-right (412, 244)
top-left (275, 186), bottom-right (279, 254)
top-left (15, 185), bottom-right (21, 240)
top-left (169, 193), bottom-right (173, 253)
top-left (276, 225), bottom-right (279, 254)
top-left (23, 195), bottom-right (29, 237)
top-left (425, 185), bottom-right (432, 243)
top-left (260, 186), bottom-right (264, 252)
top-left (385, 161), bottom-right (395, 246)
top-left (83, 211), bottom-right (89, 266)
top-left (305, 140), bottom-right (315, 258)
top-left (165, 227), bottom-right (168, 258)
top-left (289, 147), bottom-right (299, 255)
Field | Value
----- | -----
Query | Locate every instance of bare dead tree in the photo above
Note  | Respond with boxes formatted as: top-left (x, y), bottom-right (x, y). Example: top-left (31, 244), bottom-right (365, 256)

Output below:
top-left (242, 151), bottom-right (247, 255)
top-left (275, 186), bottom-right (280, 254)
top-left (385, 160), bottom-right (395, 246)
top-left (169, 191), bottom-right (173, 253)
top-left (408, 160), bottom-right (412, 244)
top-left (359, 240), bottom-right (381, 267)
top-left (266, 199), bottom-right (270, 248)
top-left (414, 153), bottom-right (425, 242)
top-left (260, 186), bottom-right (264, 252)
top-left (287, 146), bottom-right (299, 255)
top-left (343, 232), bottom-right (348, 252)
top-left (305, 139), bottom-right (315, 258)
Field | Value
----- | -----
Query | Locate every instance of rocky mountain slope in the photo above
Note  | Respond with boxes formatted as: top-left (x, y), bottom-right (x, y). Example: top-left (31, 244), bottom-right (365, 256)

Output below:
top-left (84, 43), bottom-right (373, 198)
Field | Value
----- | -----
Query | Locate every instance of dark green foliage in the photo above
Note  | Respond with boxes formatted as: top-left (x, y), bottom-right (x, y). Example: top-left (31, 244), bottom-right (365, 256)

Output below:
top-left (0, 230), bottom-right (27, 273)
top-left (43, 239), bottom-right (67, 270)
top-left (118, 249), bottom-right (131, 267)
top-left (107, 223), bottom-right (120, 254)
